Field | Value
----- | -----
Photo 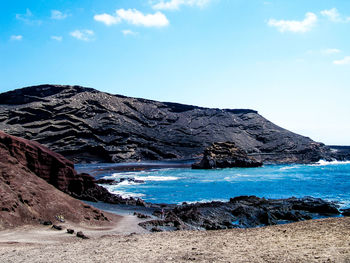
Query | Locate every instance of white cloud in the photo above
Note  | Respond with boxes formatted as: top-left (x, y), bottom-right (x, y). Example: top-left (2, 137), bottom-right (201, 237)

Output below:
top-left (94, 9), bottom-right (169, 27)
top-left (51, 10), bottom-right (68, 20)
top-left (333, 56), bottom-right (350, 65)
top-left (122, 29), bottom-right (138, 36)
top-left (117, 9), bottom-right (169, 27)
top-left (268, 12), bottom-right (317, 33)
top-left (321, 48), bottom-right (341, 55)
top-left (70, 30), bottom-right (94, 41)
top-left (94, 13), bottom-right (120, 26)
top-left (10, 35), bottom-right (23, 41)
top-left (321, 8), bottom-right (350, 23)
top-left (152, 0), bottom-right (211, 10)
top-left (51, 36), bottom-right (63, 41)
top-left (16, 8), bottom-right (41, 25)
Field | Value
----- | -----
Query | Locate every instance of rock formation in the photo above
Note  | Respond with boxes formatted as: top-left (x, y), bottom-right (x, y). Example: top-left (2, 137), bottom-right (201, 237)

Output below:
top-left (0, 131), bottom-right (114, 229)
top-left (140, 196), bottom-right (341, 231)
top-left (0, 85), bottom-right (344, 164)
top-left (0, 131), bottom-right (144, 207)
top-left (192, 142), bottom-right (262, 169)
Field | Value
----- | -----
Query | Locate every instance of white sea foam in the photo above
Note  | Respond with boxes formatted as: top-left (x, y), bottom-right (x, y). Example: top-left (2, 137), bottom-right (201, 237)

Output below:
top-left (134, 176), bottom-right (179, 181)
top-left (279, 165), bottom-right (300, 170)
top-left (313, 160), bottom-right (350, 166)
top-left (117, 180), bottom-right (142, 186)
top-left (178, 198), bottom-right (228, 205)
top-left (102, 185), bottom-right (145, 198)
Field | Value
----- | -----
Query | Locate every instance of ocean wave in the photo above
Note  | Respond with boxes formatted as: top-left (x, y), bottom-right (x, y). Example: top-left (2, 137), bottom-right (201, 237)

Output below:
top-left (134, 175), bottom-right (179, 181)
top-left (102, 185), bottom-right (145, 198)
top-left (178, 198), bottom-right (228, 205)
top-left (313, 160), bottom-right (350, 166)
top-left (279, 165), bottom-right (300, 170)
top-left (117, 180), bottom-right (142, 186)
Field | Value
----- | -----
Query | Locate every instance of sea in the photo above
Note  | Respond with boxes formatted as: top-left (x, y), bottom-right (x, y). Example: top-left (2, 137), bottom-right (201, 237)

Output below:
top-left (75, 160), bottom-right (350, 209)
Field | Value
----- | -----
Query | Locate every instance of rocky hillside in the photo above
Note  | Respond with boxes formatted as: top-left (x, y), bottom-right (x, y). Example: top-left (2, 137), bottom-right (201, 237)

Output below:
top-left (0, 130), bottom-right (114, 229)
top-left (0, 84), bottom-right (338, 164)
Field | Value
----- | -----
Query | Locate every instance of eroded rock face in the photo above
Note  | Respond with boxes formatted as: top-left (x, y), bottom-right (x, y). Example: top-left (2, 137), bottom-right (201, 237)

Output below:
top-left (0, 130), bottom-right (144, 206)
top-left (0, 131), bottom-right (114, 229)
top-left (140, 196), bottom-right (340, 231)
top-left (192, 142), bottom-right (262, 169)
top-left (0, 85), bottom-right (339, 164)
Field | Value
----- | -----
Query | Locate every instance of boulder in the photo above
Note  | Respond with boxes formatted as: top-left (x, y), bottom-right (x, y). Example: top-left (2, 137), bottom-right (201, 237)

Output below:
top-left (192, 142), bottom-right (262, 169)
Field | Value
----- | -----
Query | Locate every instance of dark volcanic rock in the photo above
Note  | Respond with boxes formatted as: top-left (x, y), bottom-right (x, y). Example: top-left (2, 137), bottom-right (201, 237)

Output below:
top-left (0, 130), bottom-right (143, 206)
top-left (0, 131), bottom-right (118, 229)
top-left (341, 208), bottom-right (350, 216)
top-left (192, 142), bottom-right (262, 169)
top-left (140, 196), bottom-right (340, 231)
top-left (76, 231), bottom-right (89, 239)
top-left (0, 84), bottom-right (340, 164)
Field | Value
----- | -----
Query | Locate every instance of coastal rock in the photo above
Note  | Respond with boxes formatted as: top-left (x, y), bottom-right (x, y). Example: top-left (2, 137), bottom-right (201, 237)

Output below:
top-left (140, 196), bottom-right (340, 230)
top-left (76, 231), bottom-right (89, 239)
top-left (0, 130), bottom-right (144, 206)
top-left (0, 131), bottom-right (118, 229)
top-left (0, 84), bottom-right (342, 164)
top-left (341, 208), bottom-right (350, 216)
top-left (192, 142), bottom-right (262, 169)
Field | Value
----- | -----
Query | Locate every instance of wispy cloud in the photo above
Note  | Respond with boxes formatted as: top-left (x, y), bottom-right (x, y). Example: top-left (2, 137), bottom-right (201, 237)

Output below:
top-left (320, 8), bottom-right (350, 23)
top-left (268, 12), bottom-right (317, 33)
top-left (51, 10), bottom-right (68, 20)
top-left (94, 9), bottom-right (169, 27)
top-left (152, 0), bottom-right (211, 10)
top-left (51, 36), bottom-right (63, 41)
top-left (70, 30), bottom-right (94, 41)
top-left (94, 13), bottom-right (120, 26)
top-left (321, 48), bottom-right (341, 55)
top-left (10, 35), bottom-right (23, 41)
top-left (16, 8), bottom-right (42, 25)
top-left (122, 29), bottom-right (138, 36)
top-left (333, 56), bottom-right (350, 65)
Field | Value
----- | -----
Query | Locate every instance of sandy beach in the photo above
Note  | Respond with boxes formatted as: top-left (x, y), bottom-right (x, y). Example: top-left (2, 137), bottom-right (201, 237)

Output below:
top-left (0, 216), bottom-right (349, 262)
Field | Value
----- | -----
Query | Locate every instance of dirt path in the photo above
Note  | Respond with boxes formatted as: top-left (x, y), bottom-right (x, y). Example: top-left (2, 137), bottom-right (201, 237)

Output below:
top-left (1, 217), bottom-right (350, 262)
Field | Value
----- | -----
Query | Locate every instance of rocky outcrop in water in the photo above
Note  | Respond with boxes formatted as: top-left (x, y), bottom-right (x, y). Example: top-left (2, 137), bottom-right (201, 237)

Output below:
top-left (0, 130), bottom-right (144, 206)
top-left (0, 84), bottom-right (341, 164)
top-left (0, 131), bottom-right (114, 229)
top-left (192, 142), bottom-right (262, 169)
top-left (140, 196), bottom-right (340, 231)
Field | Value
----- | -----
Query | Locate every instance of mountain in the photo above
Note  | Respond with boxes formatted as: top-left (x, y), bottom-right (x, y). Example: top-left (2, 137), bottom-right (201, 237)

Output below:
top-left (0, 84), bottom-right (341, 164)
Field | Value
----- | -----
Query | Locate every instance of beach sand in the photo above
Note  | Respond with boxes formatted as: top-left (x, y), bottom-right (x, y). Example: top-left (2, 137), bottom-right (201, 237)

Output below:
top-left (0, 216), bottom-right (349, 262)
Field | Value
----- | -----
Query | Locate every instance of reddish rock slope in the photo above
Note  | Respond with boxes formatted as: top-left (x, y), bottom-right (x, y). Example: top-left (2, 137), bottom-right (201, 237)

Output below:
top-left (0, 130), bottom-right (115, 229)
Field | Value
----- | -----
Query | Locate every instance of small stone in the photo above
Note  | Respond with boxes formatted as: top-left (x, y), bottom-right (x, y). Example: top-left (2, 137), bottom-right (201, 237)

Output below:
top-left (52, 225), bottom-right (63, 230)
top-left (67, 229), bottom-right (74, 234)
top-left (76, 231), bottom-right (89, 239)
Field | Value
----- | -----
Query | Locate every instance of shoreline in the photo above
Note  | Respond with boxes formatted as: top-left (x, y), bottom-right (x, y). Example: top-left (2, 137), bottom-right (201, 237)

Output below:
top-left (1, 216), bottom-right (349, 262)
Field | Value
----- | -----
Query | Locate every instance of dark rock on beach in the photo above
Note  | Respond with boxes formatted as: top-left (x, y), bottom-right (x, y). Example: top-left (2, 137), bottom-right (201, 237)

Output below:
top-left (341, 208), bottom-right (350, 216)
top-left (192, 142), bottom-right (262, 169)
top-left (0, 84), bottom-right (343, 164)
top-left (76, 231), bottom-right (89, 239)
top-left (140, 196), bottom-right (340, 231)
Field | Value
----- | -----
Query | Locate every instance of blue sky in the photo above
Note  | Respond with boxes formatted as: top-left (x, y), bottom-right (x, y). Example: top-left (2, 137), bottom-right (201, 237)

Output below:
top-left (1, 0), bottom-right (350, 145)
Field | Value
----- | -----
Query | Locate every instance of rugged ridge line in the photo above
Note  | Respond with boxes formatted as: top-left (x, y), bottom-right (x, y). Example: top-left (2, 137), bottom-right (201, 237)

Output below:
top-left (0, 84), bottom-right (341, 164)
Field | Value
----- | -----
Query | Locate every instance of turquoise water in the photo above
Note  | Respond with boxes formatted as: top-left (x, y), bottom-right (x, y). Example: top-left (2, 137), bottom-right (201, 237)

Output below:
top-left (75, 161), bottom-right (350, 208)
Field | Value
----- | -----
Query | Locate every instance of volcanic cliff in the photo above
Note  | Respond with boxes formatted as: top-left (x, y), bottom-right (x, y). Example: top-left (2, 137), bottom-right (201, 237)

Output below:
top-left (0, 130), bottom-right (114, 229)
top-left (0, 84), bottom-right (340, 164)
